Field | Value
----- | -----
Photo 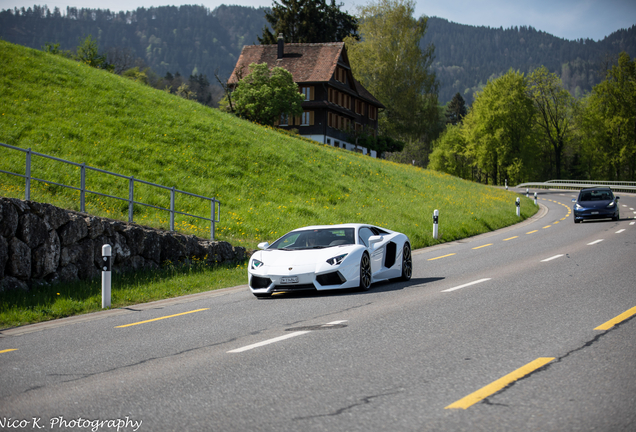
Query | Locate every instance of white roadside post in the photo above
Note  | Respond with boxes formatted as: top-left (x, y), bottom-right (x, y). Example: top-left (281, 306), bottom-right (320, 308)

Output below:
top-left (102, 244), bottom-right (112, 308)
top-left (505, 179), bottom-right (508, 190)
top-left (433, 209), bottom-right (439, 240)
top-left (516, 197), bottom-right (521, 217)
top-left (534, 192), bottom-right (537, 206)
top-left (526, 188), bottom-right (529, 198)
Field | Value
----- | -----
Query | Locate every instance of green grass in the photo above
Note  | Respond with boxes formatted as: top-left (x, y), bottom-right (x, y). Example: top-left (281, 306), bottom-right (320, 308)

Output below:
top-left (0, 41), bottom-right (538, 328)
top-left (0, 261), bottom-right (248, 329)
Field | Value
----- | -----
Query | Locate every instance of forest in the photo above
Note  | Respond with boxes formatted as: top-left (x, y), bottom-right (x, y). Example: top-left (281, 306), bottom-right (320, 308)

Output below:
top-left (2, 4), bottom-right (634, 105)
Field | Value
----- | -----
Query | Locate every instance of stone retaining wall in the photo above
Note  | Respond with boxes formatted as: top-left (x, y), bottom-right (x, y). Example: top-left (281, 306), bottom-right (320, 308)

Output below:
top-left (0, 197), bottom-right (248, 291)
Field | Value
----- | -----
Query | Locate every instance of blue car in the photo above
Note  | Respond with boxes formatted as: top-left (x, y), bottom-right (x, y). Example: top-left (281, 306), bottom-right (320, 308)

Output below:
top-left (572, 187), bottom-right (620, 223)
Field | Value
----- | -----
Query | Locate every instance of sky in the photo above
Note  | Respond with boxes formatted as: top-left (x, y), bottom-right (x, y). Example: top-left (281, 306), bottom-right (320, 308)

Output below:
top-left (1, 0), bottom-right (635, 41)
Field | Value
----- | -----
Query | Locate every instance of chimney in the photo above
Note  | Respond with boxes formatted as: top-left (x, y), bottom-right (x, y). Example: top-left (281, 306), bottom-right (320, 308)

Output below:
top-left (277, 33), bottom-right (284, 59)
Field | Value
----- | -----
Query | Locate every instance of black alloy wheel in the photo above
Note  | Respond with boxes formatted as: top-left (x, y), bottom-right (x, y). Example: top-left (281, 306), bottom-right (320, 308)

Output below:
top-left (400, 243), bottom-right (412, 281)
top-left (359, 252), bottom-right (372, 291)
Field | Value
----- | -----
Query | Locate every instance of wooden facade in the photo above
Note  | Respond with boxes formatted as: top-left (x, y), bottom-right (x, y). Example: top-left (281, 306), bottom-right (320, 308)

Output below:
top-left (228, 38), bottom-right (384, 156)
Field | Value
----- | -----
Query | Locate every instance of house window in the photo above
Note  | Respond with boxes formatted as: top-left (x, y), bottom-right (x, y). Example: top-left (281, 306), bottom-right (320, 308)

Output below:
top-left (355, 100), bottom-right (365, 115)
top-left (300, 86), bottom-right (314, 101)
top-left (280, 113), bottom-right (289, 126)
top-left (369, 106), bottom-right (377, 120)
top-left (300, 111), bottom-right (314, 126)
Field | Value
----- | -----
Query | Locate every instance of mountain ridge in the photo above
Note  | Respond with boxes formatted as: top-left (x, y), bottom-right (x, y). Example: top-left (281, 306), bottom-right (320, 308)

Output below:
top-left (1, 4), bottom-right (634, 104)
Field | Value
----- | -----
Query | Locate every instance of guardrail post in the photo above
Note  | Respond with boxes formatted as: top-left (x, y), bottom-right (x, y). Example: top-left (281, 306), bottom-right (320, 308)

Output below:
top-left (170, 187), bottom-right (175, 232)
top-left (80, 163), bottom-right (86, 212)
top-left (433, 209), bottom-right (439, 240)
top-left (128, 176), bottom-right (134, 223)
top-left (25, 148), bottom-right (31, 201)
top-left (101, 244), bottom-right (112, 308)
top-left (210, 199), bottom-right (216, 240)
top-left (516, 197), bottom-right (521, 217)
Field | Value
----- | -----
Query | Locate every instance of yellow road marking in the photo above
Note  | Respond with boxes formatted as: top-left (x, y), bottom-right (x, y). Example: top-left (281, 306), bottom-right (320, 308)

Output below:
top-left (543, 225), bottom-right (552, 229)
top-left (595, 306), bottom-right (636, 331)
top-left (445, 357), bottom-right (555, 409)
top-left (0, 349), bottom-right (18, 354)
top-left (472, 244), bottom-right (493, 250)
top-left (116, 308), bottom-right (209, 328)
top-left (428, 253), bottom-right (456, 261)
top-left (503, 236), bottom-right (518, 241)
top-left (526, 230), bottom-right (538, 234)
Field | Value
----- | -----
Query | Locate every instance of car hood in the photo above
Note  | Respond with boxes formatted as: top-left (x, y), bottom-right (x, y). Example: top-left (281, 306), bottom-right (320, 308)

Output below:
top-left (577, 200), bottom-right (614, 209)
top-left (254, 246), bottom-right (357, 267)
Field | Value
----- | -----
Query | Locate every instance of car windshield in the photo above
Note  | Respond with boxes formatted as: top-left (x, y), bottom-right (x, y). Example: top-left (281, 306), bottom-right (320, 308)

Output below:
top-left (579, 190), bottom-right (613, 201)
top-left (268, 228), bottom-right (355, 250)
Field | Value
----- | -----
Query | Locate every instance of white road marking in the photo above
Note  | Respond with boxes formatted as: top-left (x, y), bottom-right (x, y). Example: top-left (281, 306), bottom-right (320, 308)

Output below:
top-left (227, 320), bottom-right (349, 353)
top-left (616, 229), bottom-right (626, 234)
top-left (324, 320), bottom-right (348, 325)
top-left (541, 254), bottom-right (564, 262)
top-left (442, 278), bottom-right (491, 293)
top-left (631, 222), bottom-right (635, 225)
top-left (588, 239), bottom-right (604, 245)
top-left (228, 331), bottom-right (311, 353)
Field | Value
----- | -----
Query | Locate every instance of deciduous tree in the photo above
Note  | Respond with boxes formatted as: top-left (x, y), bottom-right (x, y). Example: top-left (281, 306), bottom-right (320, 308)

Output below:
top-left (577, 52), bottom-right (636, 180)
top-left (344, 0), bottom-right (438, 143)
top-left (232, 62), bottom-right (304, 126)
top-left (527, 66), bottom-right (575, 179)
top-left (463, 70), bottom-right (537, 185)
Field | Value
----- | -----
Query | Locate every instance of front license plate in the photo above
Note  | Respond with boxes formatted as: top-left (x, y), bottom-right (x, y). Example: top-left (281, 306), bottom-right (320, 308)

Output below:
top-left (591, 211), bottom-right (599, 215)
top-left (281, 276), bottom-right (299, 284)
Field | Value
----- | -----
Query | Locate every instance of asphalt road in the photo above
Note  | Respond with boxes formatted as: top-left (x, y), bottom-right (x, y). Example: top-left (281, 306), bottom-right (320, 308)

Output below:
top-left (1, 189), bottom-right (635, 432)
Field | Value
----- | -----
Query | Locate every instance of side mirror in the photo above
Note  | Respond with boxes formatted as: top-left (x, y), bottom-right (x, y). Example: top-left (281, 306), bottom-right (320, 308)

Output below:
top-left (571, 198), bottom-right (576, 202)
top-left (616, 196), bottom-right (620, 200)
top-left (368, 235), bottom-right (383, 248)
top-left (257, 242), bottom-right (270, 250)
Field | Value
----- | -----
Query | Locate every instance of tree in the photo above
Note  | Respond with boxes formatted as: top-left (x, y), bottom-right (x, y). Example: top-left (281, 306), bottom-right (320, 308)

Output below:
top-left (429, 124), bottom-right (472, 178)
top-left (577, 52), bottom-right (636, 180)
top-left (75, 35), bottom-right (109, 69)
top-left (344, 0), bottom-right (439, 143)
top-left (231, 63), bottom-right (304, 126)
top-left (462, 70), bottom-right (537, 185)
top-left (527, 66), bottom-right (575, 179)
top-left (259, 0), bottom-right (358, 44)
top-left (122, 66), bottom-right (149, 85)
top-left (445, 92), bottom-right (467, 125)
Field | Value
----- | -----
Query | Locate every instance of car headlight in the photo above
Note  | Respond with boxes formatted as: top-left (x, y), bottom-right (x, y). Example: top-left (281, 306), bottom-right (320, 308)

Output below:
top-left (574, 203), bottom-right (583, 210)
top-left (607, 201), bottom-right (615, 208)
top-left (326, 253), bottom-right (348, 266)
top-left (251, 259), bottom-right (264, 269)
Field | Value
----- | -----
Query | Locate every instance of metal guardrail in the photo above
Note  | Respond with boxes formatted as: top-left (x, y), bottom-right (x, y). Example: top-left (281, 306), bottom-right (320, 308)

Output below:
top-left (0, 142), bottom-right (220, 240)
top-left (516, 180), bottom-right (636, 194)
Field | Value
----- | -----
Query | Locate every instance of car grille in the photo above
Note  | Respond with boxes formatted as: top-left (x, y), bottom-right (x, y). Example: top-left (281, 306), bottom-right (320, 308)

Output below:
top-left (250, 276), bottom-right (272, 289)
top-left (274, 284), bottom-right (316, 291)
top-left (316, 271), bottom-right (346, 286)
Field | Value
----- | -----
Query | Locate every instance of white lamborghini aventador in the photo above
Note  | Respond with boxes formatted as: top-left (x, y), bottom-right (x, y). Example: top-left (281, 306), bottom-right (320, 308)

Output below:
top-left (248, 224), bottom-right (412, 298)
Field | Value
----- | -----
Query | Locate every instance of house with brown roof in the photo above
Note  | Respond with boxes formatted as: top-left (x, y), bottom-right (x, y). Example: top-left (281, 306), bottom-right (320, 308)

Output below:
top-left (228, 35), bottom-right (385, 157)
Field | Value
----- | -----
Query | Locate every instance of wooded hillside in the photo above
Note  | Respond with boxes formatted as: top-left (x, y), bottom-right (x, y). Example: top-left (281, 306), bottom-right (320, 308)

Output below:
top-left (1, 4), bottom-right (634, 104)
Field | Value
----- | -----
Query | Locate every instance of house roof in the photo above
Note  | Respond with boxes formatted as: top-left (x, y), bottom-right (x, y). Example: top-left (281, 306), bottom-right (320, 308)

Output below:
top-left (228, 41), bottom-right (384, 108)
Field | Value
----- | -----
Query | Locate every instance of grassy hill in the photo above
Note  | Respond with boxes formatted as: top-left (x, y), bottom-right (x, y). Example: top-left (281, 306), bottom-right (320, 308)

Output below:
top-left (0, 40), bottom-right (537, 251)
